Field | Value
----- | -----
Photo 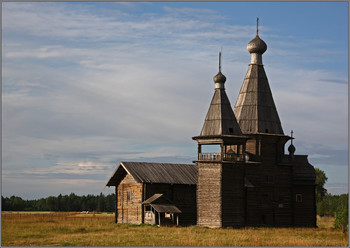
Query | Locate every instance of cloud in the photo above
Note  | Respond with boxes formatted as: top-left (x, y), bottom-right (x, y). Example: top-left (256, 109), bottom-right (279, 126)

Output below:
top-left (2, 2), bottom-right (348, 198)
top-left (319, 79), bottom-right (348, 85)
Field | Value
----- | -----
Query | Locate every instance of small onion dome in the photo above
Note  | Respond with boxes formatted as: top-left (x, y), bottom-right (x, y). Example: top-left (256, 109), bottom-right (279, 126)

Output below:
top-left (247, 35), bottom-right (267, 54)
top-left (288, 143), bottom-right (296, 155)
top-left (213, 71), bottom-right (226, 84)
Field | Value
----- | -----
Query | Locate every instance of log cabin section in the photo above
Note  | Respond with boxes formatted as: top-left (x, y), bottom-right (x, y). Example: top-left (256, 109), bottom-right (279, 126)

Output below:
top-left (106, 162), bottom-right (197, 226)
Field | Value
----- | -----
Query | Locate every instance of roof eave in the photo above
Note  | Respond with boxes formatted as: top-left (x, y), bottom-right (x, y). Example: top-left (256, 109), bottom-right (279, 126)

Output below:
top-left (105, 161), bottom-right (143, 187)
top-left (105, 162), bottom-right (123, 187)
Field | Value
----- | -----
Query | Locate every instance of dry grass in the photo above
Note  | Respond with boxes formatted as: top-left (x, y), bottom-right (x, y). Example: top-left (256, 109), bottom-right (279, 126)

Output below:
top-left (1, 212), bottom-right (348, 246)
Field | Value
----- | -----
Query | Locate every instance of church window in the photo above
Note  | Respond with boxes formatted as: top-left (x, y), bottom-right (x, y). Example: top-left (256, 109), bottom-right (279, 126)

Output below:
top-left (296, 194), bottom-right (302, 202)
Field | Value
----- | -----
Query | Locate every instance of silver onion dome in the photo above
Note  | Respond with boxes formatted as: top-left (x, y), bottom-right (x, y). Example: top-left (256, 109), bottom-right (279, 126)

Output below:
top-left (247, 35), bottom-right (267, 54)
top-left (213, 71), bottom-right (226, 84)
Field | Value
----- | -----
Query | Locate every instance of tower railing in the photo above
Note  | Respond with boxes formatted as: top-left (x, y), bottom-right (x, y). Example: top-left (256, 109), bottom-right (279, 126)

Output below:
top-left (198, 152), bottom-right (245, 162)
top-left (198, 152), bottom-right (221, 161)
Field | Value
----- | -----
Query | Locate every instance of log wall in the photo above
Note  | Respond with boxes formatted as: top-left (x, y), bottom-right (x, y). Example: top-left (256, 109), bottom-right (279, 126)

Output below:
top-left (117, 173), bottom-right (143, 224)
top-left (293, 185), bottom-right (317, 227)
top-left (221, 163), bottom-right (245, 227)
top-left (244, 134), bottom-right (295, 227)
top-left (197, 162), bottom-right (222, 227)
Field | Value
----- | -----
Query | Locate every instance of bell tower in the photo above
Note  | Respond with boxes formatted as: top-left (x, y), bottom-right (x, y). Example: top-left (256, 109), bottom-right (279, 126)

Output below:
top-left (233, 18), bottom-right (289, 163)
top-left (193, 52), bottom-right (249, 228)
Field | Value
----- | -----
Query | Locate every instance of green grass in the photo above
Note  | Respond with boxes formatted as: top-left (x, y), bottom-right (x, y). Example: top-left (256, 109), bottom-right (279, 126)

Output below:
top-left (1, 212), bottom-right (348, 246)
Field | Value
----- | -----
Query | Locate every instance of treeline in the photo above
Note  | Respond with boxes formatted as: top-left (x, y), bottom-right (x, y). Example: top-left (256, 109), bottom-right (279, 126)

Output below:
top-left (317, 193), bottom-right (348, 217)
top-left (2, 193), bottom-right (115, 212)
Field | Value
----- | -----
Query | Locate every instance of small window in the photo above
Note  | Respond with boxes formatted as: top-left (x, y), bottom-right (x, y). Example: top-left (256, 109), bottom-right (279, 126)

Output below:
top-left (127, 191), bottom-right (132, 201)
top-left (278, 195), bottom-right (284, 207)
top-left (265, 129), bottom-right (269, 133)
top-left (229, 128), bottom-right (233, 133)
top-left (296, 194), bottom-right (302, 202)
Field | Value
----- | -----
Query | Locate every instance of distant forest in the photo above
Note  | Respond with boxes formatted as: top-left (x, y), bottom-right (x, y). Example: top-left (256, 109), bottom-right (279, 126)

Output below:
top-left (1, 168), bottom-right (347, 217)
top-left (2, 193), bottom-right (115, 212)
top-left (1, 192), bottom-right (348, 217)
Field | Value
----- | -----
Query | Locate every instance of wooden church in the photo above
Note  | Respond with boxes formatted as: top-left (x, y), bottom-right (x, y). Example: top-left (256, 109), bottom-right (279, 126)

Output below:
top-left (106, 21), bottom-right (316, 228)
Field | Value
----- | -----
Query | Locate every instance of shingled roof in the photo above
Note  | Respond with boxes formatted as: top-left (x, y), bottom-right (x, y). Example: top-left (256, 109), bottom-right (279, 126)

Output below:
top-left (200, 88), bottom-right (242, 136)
top-left (106, 162), bottom-right (197, 186)
top-left (234, 57), bottom-right (284, 135)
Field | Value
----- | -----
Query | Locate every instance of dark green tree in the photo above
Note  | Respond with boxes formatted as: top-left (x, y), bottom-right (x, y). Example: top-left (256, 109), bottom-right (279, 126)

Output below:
top-left (334, 194), bottom-right (348, 234)
top-left (46, 196), bottom-right (56, 211)
top-left (315, 168), bottom-right (328, 202)
top-left (97, 192), bottom-right (105, 212)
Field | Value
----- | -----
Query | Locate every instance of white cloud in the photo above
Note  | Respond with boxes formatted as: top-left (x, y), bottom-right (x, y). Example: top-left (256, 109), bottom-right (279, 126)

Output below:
top-left (2, 2), bottom-right (348, 197)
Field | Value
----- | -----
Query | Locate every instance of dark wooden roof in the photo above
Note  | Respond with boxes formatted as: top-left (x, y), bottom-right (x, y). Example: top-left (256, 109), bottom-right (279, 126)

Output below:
top-left (200, 88), bottom-right (242, 136)
top-left (280, 155), bottom-right (316, 185)
top-left (143, 193), bottom-right (182, 213)
top-left (234, 64), bottom-right (284, 134)
top-left (143, 193), bottom-right (164, 204)
top-left (106, 162), bottom-right (197, 186)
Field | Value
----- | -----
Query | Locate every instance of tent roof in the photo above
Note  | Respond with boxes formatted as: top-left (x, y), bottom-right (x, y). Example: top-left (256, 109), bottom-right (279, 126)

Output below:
top-left (234, 64), bottom-right (284, 134)
top-left (200, 88), bottom-right (242, 136)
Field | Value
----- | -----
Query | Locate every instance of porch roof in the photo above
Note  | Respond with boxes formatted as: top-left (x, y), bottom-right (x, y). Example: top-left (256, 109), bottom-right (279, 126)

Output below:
top-left (143, 193), bottom-right (182, 213)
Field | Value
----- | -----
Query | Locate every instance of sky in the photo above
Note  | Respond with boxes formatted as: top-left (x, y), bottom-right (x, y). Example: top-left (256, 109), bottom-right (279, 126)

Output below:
top-left (2, 1), bottom-right (348, 199)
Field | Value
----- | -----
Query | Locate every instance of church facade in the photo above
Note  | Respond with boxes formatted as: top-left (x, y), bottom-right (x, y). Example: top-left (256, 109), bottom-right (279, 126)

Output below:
top-left (106, 24), bottom-right (316, 228)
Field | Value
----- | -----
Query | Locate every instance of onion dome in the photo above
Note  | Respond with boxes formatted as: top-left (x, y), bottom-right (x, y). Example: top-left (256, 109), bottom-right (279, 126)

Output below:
top-left (288, 143), bottom-right (296, 155)
top-left (288, 130), bottom-right (296, 157)
top-left (247, 35), bottom-right (267, 54)
top-left (213, 51), bottom-right (226, 89)
top-left (213, 71), bottom-right (226, 84)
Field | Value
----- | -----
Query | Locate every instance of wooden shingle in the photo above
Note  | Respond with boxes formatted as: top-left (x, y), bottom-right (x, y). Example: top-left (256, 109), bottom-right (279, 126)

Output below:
top-left (234, 64), bottom-right (283, 134)
top-left (200, 89), bottom-right (242, 136)
top-left (106, 162), bottom-right (197, 186)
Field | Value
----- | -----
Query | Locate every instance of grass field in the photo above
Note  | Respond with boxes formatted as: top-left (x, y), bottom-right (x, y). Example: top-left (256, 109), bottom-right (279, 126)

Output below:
top-left (1, 212), bottom-right (348, 246)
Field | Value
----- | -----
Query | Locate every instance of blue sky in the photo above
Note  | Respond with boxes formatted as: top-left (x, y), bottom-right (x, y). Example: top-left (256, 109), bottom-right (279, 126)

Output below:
top-left (2, 1), bottom-right (348, 199)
